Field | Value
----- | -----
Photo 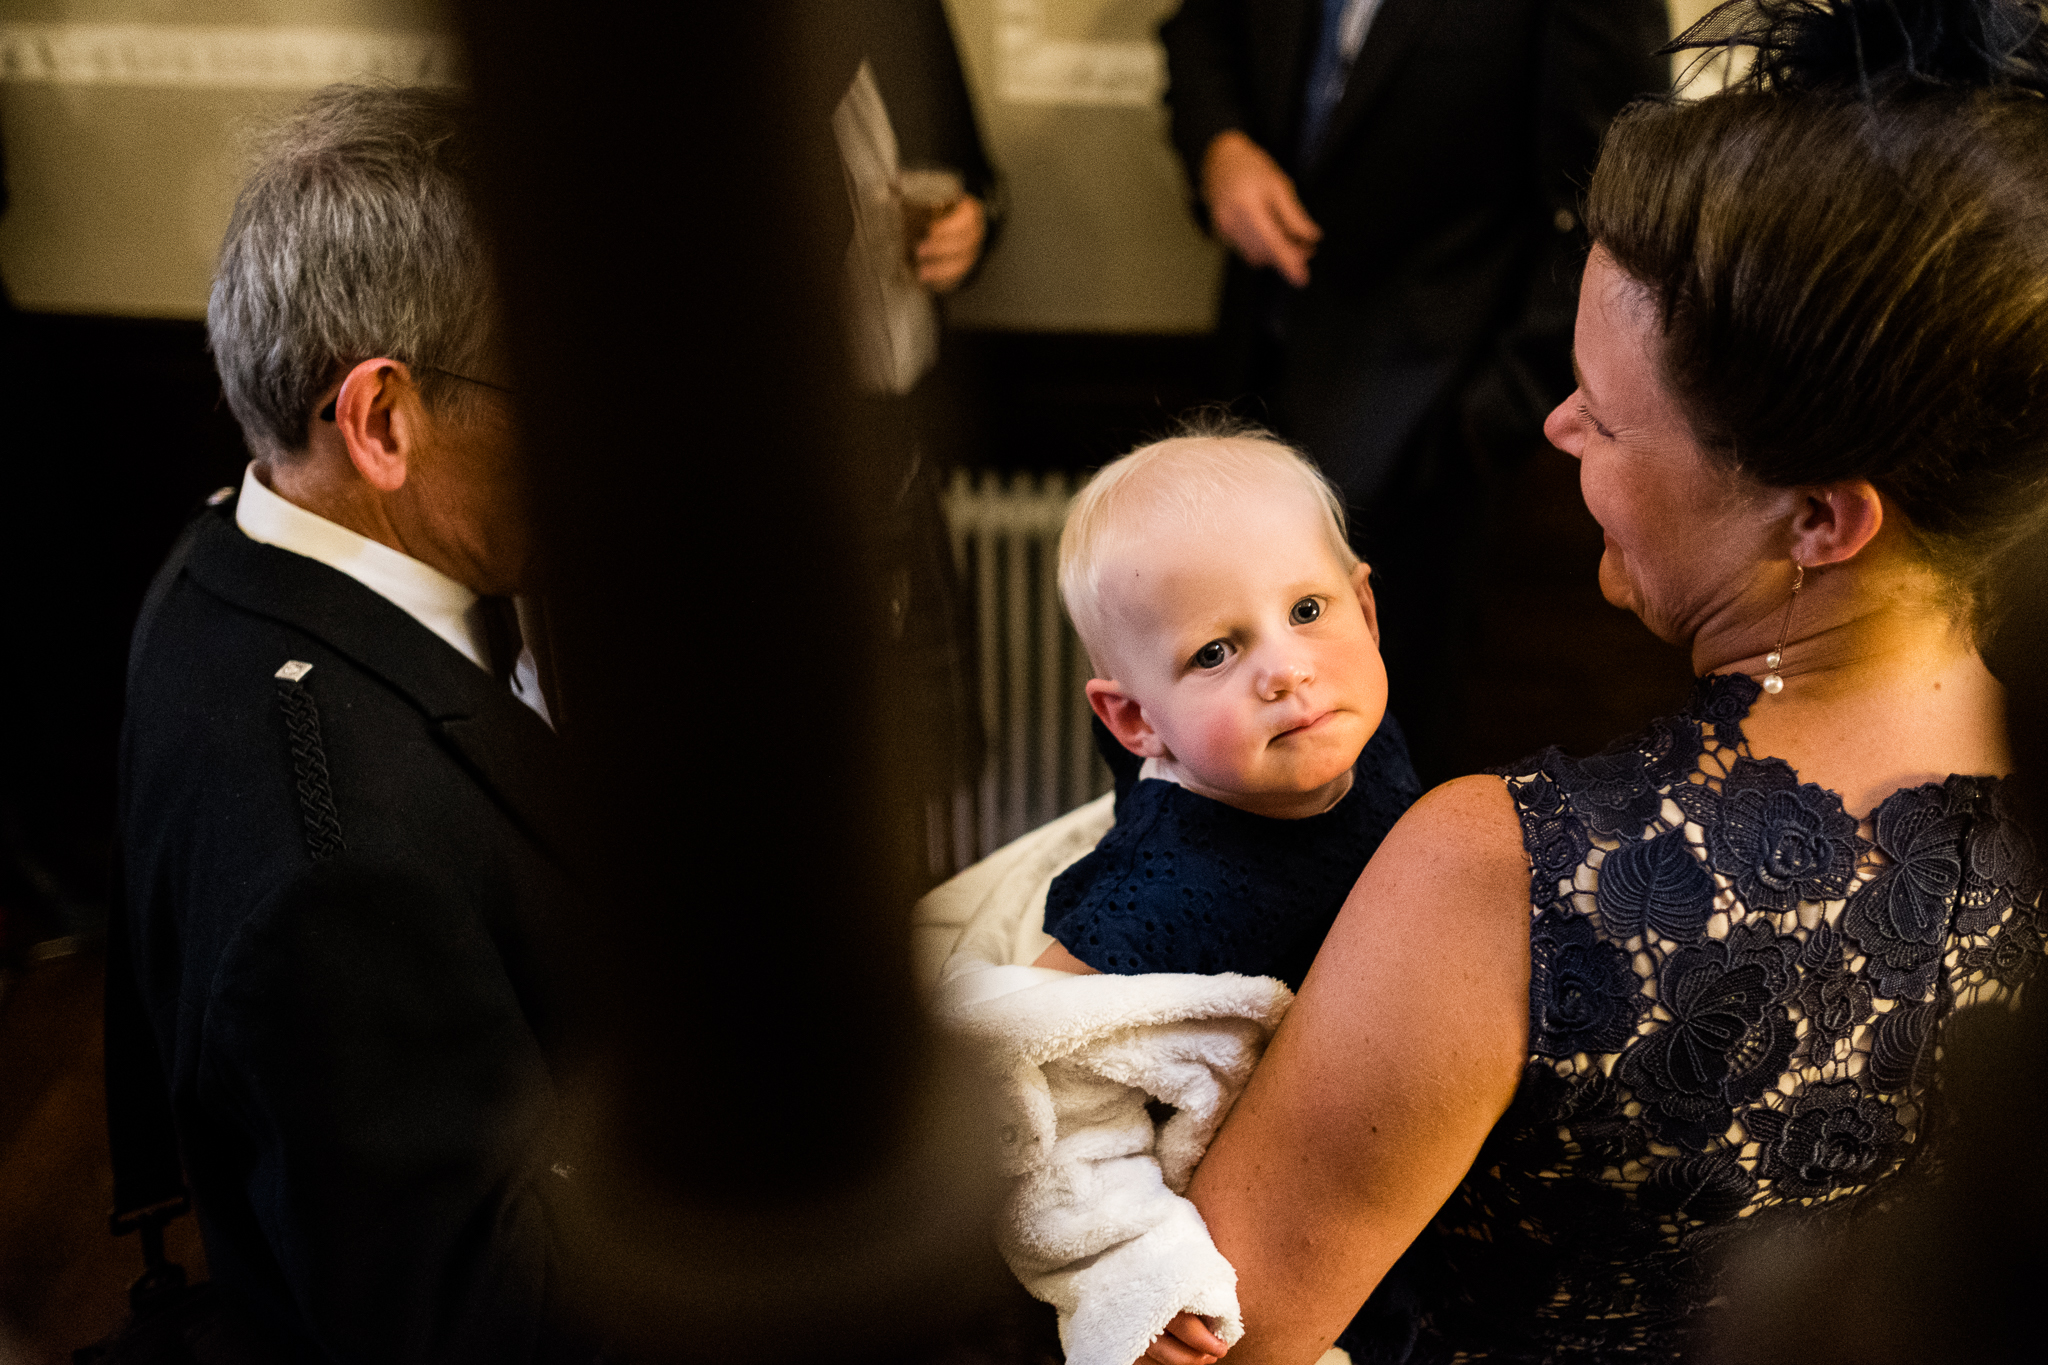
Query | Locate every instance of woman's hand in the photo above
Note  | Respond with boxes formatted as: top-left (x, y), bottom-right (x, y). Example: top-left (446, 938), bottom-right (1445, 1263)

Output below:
top-left (915, 195), bottom-right (987, 292)
top-left (1139, 1312), bottom-right (1231, 1365)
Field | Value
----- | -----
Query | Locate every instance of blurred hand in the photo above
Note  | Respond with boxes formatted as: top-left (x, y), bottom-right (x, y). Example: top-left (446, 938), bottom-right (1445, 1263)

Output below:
top-left (1201, 130), bottom-right (1321, 287)
top-left (916, 194), bottom-right (988, 293)
top-left (1139, 1312), bottom-right (1231, 1365)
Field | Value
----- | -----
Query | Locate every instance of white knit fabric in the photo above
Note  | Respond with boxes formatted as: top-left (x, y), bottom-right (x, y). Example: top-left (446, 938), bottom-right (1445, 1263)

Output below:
top-left (914, 792), bottom-right (1114, 993)
top-left (937, 964), bottom-right (1292, 1365)
top-left (918, 801), bottom-right (1353, 1365)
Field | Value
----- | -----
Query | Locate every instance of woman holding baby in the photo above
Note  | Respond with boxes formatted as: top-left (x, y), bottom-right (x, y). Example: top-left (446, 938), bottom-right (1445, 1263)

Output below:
top-left (1128, 2), bottom-right (2048, 1361)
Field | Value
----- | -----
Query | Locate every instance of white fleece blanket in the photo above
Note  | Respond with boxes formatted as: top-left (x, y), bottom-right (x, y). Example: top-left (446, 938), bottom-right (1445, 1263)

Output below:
top-left (918, 802), bottom-right (1353, 1365)
top-left (915, 792), bottom-right (1117, 993)
top-left (936, 963), bottom-right (1293, 1365)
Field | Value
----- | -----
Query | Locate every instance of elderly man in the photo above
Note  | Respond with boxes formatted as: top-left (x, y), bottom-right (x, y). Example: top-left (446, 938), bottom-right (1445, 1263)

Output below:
top-left (116, 85), bottom-right (590, 1360)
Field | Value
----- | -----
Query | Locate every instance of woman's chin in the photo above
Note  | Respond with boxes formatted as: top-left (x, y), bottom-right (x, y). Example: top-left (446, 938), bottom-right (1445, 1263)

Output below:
top-left (1596, 554), bottom-right (1637, 615)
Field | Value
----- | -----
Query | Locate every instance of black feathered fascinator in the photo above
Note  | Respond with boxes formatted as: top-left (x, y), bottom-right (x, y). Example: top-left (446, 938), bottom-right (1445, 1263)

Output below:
top-left (1664, 0), bottom-right (2048, 97)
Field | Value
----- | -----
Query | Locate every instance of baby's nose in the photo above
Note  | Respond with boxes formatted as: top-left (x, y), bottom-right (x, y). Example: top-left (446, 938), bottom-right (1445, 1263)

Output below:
top-left (1258, 660), bottom-right (1312, 698)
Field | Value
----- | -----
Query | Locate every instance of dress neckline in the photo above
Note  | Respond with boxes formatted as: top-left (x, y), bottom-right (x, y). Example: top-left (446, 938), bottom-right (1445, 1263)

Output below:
top-left (1685, 668), bottom-right (2005, 829)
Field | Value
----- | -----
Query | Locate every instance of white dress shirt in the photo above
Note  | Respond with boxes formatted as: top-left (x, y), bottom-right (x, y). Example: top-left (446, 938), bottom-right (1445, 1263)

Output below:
top-left (233, 463), bottom-right (552, 725)
top-left (834, 59), bottom-right (941, 397)
top-left (1339, 0), bottom-right (1385, 60)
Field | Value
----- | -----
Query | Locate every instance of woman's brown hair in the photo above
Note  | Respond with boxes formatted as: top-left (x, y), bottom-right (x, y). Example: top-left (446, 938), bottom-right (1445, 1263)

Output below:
top-left (1585, 0), bottom-right (2048, 637)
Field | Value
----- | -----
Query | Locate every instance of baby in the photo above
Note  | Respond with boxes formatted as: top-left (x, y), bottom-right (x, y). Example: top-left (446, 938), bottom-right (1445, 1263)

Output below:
top-left (1035, 429), bottom-right (1422, 990)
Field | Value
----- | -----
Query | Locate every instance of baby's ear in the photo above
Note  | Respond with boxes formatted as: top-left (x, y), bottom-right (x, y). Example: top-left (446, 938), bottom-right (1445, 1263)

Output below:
top-left (1350, 562), bottom-right (1381, 645)
top-left (1085, 679), bottom-right (1167, 758)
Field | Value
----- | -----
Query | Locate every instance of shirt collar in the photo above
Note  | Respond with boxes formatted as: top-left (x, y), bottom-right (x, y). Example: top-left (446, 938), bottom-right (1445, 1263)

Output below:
top-left (233, 461), bottom-right (490, 671)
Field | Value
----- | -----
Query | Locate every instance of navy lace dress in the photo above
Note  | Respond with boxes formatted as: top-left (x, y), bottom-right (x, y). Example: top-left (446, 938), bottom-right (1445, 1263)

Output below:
top-left (1388, 672), bottom-right (2044, 1362)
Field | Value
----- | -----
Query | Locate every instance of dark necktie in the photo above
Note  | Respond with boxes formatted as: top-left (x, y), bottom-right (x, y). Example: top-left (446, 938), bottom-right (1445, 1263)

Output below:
top-left (1298, 0), bottom-right (1357, 168)
top-left (477, 595), bottom-right (525, 687)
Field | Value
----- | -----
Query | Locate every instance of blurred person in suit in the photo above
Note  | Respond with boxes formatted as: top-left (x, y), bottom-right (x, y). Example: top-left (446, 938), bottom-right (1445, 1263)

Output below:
top-left (115, 84), bottom-right (597, 1362)
top-left (833, 0), bottom-right (1002, 878)
top-left (1160, 0), bottom-right (1669, 783)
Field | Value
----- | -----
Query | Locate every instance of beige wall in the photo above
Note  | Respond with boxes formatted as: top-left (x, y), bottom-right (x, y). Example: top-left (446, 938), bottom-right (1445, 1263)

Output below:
top-left (0, 1), bottom-right (455, 317)
top-left (941, 0), bottom-right (1223, 334)
top-left (1670, 0), bottom-right (1720, 31)
top-left (1668, 0), bottom-right (1750, 92)
top-left (0, 0), bottom-right (1223, 329)
top-left (0, 2), bottom-right (1699, 326)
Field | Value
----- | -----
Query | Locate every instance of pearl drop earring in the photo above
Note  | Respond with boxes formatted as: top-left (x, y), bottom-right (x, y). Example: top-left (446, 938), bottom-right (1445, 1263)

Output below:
top-left (1762, 562), bottom-right (1804, 695)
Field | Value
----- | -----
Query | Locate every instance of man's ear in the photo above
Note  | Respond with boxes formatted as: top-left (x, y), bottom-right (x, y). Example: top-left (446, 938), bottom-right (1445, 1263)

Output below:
top-left (333, 357), bottom-right (421, 494)
top-left (1789, 479), bottom-right (1884, 569)
top-left (1085, 679), bottom-right (1168, 758)
top-left (1350, 561), bottom-right (1380, 645)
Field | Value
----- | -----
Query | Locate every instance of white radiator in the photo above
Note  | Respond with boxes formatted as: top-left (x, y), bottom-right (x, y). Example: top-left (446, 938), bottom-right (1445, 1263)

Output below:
top-left (940, 468), bottom-right (1111, 873)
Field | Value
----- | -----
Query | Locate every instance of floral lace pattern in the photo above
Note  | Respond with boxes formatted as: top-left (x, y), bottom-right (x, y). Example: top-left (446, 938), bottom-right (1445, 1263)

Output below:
top-left (1407, 673), bottom-right (2044, 1361)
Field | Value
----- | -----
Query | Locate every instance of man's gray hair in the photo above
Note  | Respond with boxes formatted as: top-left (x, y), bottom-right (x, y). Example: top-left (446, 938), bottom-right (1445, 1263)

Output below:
top-left (208, 84), bottom-right (496, 457)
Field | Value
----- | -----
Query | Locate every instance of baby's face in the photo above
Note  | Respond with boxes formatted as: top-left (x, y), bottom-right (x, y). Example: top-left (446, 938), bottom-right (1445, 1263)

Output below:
top-left (1094, 490), bottom-right (1387, 818)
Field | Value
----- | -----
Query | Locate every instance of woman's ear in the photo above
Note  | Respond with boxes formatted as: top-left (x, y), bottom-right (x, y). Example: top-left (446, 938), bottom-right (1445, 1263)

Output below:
top-left (1789, 479), bottom-right (1884, 568)
top-left (334, 357), bottom-right (421, 494)
top-left (1085, 679), bottom-right (1168, 758)
top-left (1350, 562), bottom-right (1380, 645)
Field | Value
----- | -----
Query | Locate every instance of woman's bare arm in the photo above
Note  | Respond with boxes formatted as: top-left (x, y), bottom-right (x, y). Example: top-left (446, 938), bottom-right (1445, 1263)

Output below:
top-left (1177, 775), bottom-right (1533, 1364)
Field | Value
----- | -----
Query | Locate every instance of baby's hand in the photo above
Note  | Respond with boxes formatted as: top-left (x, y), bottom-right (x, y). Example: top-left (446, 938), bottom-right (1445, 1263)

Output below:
top-left (1032, 939), bottom-right (1103, 975)
top-left (1139, 1312), bottom-right (1231, 1365)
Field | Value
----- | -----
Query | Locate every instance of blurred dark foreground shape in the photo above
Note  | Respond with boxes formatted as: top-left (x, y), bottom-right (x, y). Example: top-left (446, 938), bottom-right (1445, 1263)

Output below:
top-left (452, 2), bottom-right (1010, 1359)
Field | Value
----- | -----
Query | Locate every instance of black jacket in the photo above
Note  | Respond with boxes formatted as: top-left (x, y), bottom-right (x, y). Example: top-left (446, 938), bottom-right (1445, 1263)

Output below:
top-left (117, 500), bottom-right (590, 1362)
top-left (1161, 0), bottom-right (1669, 504)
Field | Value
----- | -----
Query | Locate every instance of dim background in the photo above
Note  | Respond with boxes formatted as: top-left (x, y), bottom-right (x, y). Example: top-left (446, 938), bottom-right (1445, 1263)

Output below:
top-left (0, 3), bottom-right (1719, 1359)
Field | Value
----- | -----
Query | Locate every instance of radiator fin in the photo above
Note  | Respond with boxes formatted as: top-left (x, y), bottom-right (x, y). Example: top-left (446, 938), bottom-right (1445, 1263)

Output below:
top-left (941, 468), bottom-right (1112, 873)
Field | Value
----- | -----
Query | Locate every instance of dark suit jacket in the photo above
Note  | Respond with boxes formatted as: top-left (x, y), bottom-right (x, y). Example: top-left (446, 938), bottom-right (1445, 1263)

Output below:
top-left (852, 0), bottom-right (997, 204)
top-left (1161, 0), bottom-right (1668, 510)
top-left (118, 501), bottom-right (590, 1363)
top-left (817, 0), bottom-right (1003, 287)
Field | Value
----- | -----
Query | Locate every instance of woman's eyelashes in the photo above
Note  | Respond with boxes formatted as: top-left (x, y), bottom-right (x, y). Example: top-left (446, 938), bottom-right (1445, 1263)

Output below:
top-left (1577, 400), bottom-right (1616, 440)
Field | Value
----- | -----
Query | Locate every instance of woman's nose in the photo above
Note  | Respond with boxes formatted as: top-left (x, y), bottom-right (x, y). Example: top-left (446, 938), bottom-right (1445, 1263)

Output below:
top-left (1544, 390), bottom-right (1585, 459)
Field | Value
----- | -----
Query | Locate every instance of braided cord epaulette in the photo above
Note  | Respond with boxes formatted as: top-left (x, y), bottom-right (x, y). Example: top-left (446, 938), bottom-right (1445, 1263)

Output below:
top-left (273, 661), bottom-right (345, 861)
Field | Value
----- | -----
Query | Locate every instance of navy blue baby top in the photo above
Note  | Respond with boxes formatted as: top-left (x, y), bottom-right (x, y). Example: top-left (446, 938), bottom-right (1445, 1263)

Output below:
top-left (1043, 717), bottom-right (1423, 990)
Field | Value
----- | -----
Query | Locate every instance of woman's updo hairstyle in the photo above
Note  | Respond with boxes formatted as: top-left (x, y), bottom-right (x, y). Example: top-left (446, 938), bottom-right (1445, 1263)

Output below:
top-left (1586, 0), bottom-right (2048, 637)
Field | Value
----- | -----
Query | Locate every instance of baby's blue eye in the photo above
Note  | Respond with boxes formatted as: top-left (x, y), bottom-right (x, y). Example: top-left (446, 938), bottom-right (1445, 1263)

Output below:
top-left (1290, 597), bottom-right (1322, 625)
top-left (1192, 640), bottom-right (1229, 669)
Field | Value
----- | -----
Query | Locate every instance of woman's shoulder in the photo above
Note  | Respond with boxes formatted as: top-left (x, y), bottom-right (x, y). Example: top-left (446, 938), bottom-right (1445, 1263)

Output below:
top-left (1330, 774), bottom-right (1534, 950)
top-left (1401, 772), bottom-right (1527, 840)
top-left (1294, 774), bottom-right (1535, 1163)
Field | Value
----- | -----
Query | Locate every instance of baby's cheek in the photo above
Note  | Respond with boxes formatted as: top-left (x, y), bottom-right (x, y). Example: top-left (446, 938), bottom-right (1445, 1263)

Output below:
top-left (1358, 649), bottom-right (1391, 723)
top-left (1192, 704), bottom-right (1263, 779)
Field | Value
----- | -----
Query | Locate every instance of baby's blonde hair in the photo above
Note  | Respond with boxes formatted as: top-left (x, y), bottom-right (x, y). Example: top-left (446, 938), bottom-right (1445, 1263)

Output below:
top-left (1058, 421), bottom-right (1358, 674)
